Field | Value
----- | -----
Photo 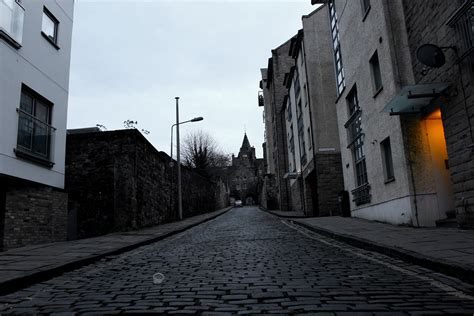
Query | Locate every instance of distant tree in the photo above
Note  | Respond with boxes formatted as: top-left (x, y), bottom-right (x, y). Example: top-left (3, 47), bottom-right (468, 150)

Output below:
top-left (181, 130), bottom-right (230, 175)
top-left (123, 119), bottom-right (150, 135)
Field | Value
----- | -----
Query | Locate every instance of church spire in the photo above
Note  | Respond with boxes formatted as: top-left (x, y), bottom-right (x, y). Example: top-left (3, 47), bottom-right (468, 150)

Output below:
top-left (241, 133), bottom-right (251, 150)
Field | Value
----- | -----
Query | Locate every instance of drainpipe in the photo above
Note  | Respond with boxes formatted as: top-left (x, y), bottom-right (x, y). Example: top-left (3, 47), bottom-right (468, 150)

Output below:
top-left (383, 1), bottom-right (420, 226)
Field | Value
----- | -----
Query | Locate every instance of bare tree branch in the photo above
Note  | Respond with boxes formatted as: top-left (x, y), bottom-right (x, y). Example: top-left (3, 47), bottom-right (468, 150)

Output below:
top-left (181, 130), bottom-right (230, 175)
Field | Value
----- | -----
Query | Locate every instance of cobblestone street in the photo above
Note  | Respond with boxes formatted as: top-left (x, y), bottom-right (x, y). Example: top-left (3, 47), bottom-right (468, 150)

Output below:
top-left (1, 207), bottom-right (474, 315)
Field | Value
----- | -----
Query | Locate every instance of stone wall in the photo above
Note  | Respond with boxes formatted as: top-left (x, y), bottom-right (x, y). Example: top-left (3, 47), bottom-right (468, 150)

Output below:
top-left (315, 152), bottom-right (344, 216)
top-left (0, 178), bottom-right (67, 250)
top-left (402, 0), bottom-right (474, 227)
top-left (289, 180), bottom-right (304, 212)
top-left (258, 174), bottom-right (279, 210)
top-left (66, 129), bottom-right (219, 239)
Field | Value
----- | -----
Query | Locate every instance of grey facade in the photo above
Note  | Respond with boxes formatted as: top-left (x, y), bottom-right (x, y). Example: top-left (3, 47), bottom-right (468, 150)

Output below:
top-left (284, 7), bottom-right (344, 216)
top-left (0, 0), bottom-right (74, 249)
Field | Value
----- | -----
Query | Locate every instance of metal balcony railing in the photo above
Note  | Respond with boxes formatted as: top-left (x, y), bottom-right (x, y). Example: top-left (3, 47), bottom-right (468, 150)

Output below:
top-left (447, 0), bottom-right (474, 69)
top-left (16, 109), bottom-right (56, 166)
top-left (0, 0), bottom-right (24, 47)
top-left (351, 183), bottom-right (371, 206)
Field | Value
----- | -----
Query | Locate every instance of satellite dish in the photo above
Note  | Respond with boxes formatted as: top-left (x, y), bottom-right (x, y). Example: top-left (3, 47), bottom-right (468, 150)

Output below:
top-left (416, 44), bottom-right (446, 68)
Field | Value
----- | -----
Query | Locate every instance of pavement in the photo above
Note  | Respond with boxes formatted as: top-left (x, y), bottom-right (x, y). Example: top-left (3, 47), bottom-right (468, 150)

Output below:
top-left (267, 211), bottom-right (474, 285)
top-left (0, 207), bottom-right (231, 296)
top-left (1, 206), bottom-right (474, 314)
top-left (267, 209), bottom-right (306, 218)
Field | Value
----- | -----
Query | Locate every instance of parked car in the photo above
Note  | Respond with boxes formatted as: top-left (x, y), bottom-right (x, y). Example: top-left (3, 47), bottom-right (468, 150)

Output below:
top-left (234, 200), bottom-right (243, 207)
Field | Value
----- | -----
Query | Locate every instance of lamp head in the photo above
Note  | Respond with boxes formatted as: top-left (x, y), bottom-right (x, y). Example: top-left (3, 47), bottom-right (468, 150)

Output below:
top-left (191, 117), bottom-right (204, 122)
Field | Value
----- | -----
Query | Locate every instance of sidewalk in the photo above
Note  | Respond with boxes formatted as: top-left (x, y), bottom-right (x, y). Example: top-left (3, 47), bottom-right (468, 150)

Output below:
top-left (285, 216), bottom-right (474, 284)
top-left (0, 207), bottom-right (232, 295)
top-left (267, 209), bottom-right (306, 218)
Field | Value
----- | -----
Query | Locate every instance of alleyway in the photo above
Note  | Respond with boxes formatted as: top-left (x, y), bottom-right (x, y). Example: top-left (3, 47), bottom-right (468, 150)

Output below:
top-left (1, 207), bottom-right (474, 314)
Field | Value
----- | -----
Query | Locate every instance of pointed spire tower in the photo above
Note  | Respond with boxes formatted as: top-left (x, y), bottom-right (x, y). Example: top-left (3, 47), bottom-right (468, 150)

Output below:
top-left (241, 133), bottom-right (251, 151)
top-left (238, 133), bottom-right (256, 161)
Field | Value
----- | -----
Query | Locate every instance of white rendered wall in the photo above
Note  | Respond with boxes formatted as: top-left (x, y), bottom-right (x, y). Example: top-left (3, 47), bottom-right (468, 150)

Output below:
top-left (0, 0), bottom-right (74, 189)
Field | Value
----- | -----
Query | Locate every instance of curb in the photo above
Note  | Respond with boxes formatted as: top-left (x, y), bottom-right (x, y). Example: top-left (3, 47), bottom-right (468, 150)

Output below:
top-left (260, 206), bottom-right (307, 218)
top-left (0, 207), bottom-right (233, 296)
top-left (288, 219), bottom-right (474, 285)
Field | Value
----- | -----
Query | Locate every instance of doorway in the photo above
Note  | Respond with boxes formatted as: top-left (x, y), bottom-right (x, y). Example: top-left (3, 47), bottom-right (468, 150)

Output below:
top-left (424, 109), bottom-right (455, 219)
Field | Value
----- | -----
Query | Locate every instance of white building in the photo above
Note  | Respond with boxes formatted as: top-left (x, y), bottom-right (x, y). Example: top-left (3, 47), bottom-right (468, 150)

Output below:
top-left (0, 0), bottom-right (74, 249)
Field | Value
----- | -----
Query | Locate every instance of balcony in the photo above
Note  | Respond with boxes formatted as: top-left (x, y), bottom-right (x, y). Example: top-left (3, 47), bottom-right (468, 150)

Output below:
top-left (351, 183), bottom-right (371, 206)
top-left (15, 109), bottom-right (56, 167)
top-left (0, 0), bottom-right (24, 48)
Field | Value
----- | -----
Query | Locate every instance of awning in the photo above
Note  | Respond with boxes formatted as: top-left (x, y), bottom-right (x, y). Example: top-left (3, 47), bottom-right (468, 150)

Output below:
top-left (383, 83), bottom-right (450, 115)
top-left (283, 172), bottom-right (300, 180)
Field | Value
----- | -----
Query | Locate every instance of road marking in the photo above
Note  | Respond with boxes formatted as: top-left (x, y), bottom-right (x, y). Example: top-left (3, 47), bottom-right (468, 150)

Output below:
top-left (281, 219), bottom-right (474, 301)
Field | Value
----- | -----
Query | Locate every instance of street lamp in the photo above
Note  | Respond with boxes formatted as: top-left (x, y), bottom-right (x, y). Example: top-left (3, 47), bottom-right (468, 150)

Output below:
top-left (170, 116), bottom-right (204, 163)
top-left (169, 97), bottom-right (203, 220)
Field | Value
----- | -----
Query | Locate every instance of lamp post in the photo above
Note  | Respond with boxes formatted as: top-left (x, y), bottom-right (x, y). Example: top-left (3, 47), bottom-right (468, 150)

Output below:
top-left (170, 97), bottom-right (203, 220)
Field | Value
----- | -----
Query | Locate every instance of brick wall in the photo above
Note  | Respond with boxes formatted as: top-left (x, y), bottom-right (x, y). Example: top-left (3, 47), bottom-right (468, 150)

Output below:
top-left (66, 129), bottom-right (219, 239)
top-left (402, 0), bottom-right (474, 227)
top-left (1, 179), bottom-right (67, 250)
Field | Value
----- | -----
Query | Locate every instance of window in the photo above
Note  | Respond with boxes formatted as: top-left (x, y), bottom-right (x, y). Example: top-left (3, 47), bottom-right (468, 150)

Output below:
top-left (381, 137), bottom-right (394, 182)
top-left (344, 86), bottom-right (370, 205)
top-left (0, 0), bottom-right (24, 47)
top-left (16, 85), bottom-right (55, 166)
top-left (370, 51), bottom-right (383, 94)
top-left (299, 129), bottom-right (307, 166)
top-left (294, 70), bottom-right (301, 98)
top-left (42, 7), bottom-right (59, 47)
top-left (297, 100), bottom-right (302, 119)
top-left (290, 125), bottom-right (296, 172)
top-left (361, 0), bottom-right (371, 19)
top-left (447, 1), bottom-right (474, 73)
top-left (329, 1), bottom-right (345, 96)
top-left (287, 97), bottom-right (292, 122)
top-left (307, 127), bottom-right (312, 150)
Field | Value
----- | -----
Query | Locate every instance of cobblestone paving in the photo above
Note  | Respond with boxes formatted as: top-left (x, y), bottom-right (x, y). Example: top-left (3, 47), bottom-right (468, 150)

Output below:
top-left (1, 207), bottom-right (474, 315)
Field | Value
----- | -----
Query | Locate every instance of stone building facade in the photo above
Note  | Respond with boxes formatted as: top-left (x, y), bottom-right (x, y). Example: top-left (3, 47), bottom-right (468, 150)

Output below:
top-left (66, 128), bottom-right (220, 239)
top-left (259, 39), bottom-right (296, 211)
top-left (227, 134), bottom-right (264, 205)
top-left (310, 0), bottom-right (473, 227)
top-left (401, 0), bottom-right (474, 227)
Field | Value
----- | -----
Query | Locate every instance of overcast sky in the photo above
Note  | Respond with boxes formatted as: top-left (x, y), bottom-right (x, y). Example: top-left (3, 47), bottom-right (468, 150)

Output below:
top-left (67, 0), bottom-right (316, 158)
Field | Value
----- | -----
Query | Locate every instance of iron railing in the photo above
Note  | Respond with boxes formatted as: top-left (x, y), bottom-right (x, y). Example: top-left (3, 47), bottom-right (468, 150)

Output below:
top-left (16, 108), bottom-right (55, 166)
top-left (447, 0), bottom-right (474, 70)
top-left (351, 182), bottom-right (371, 206)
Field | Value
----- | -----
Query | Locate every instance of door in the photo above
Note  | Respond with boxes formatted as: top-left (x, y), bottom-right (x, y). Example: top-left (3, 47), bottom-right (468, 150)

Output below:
top-left (425, 109), bottom-right (455, 219)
